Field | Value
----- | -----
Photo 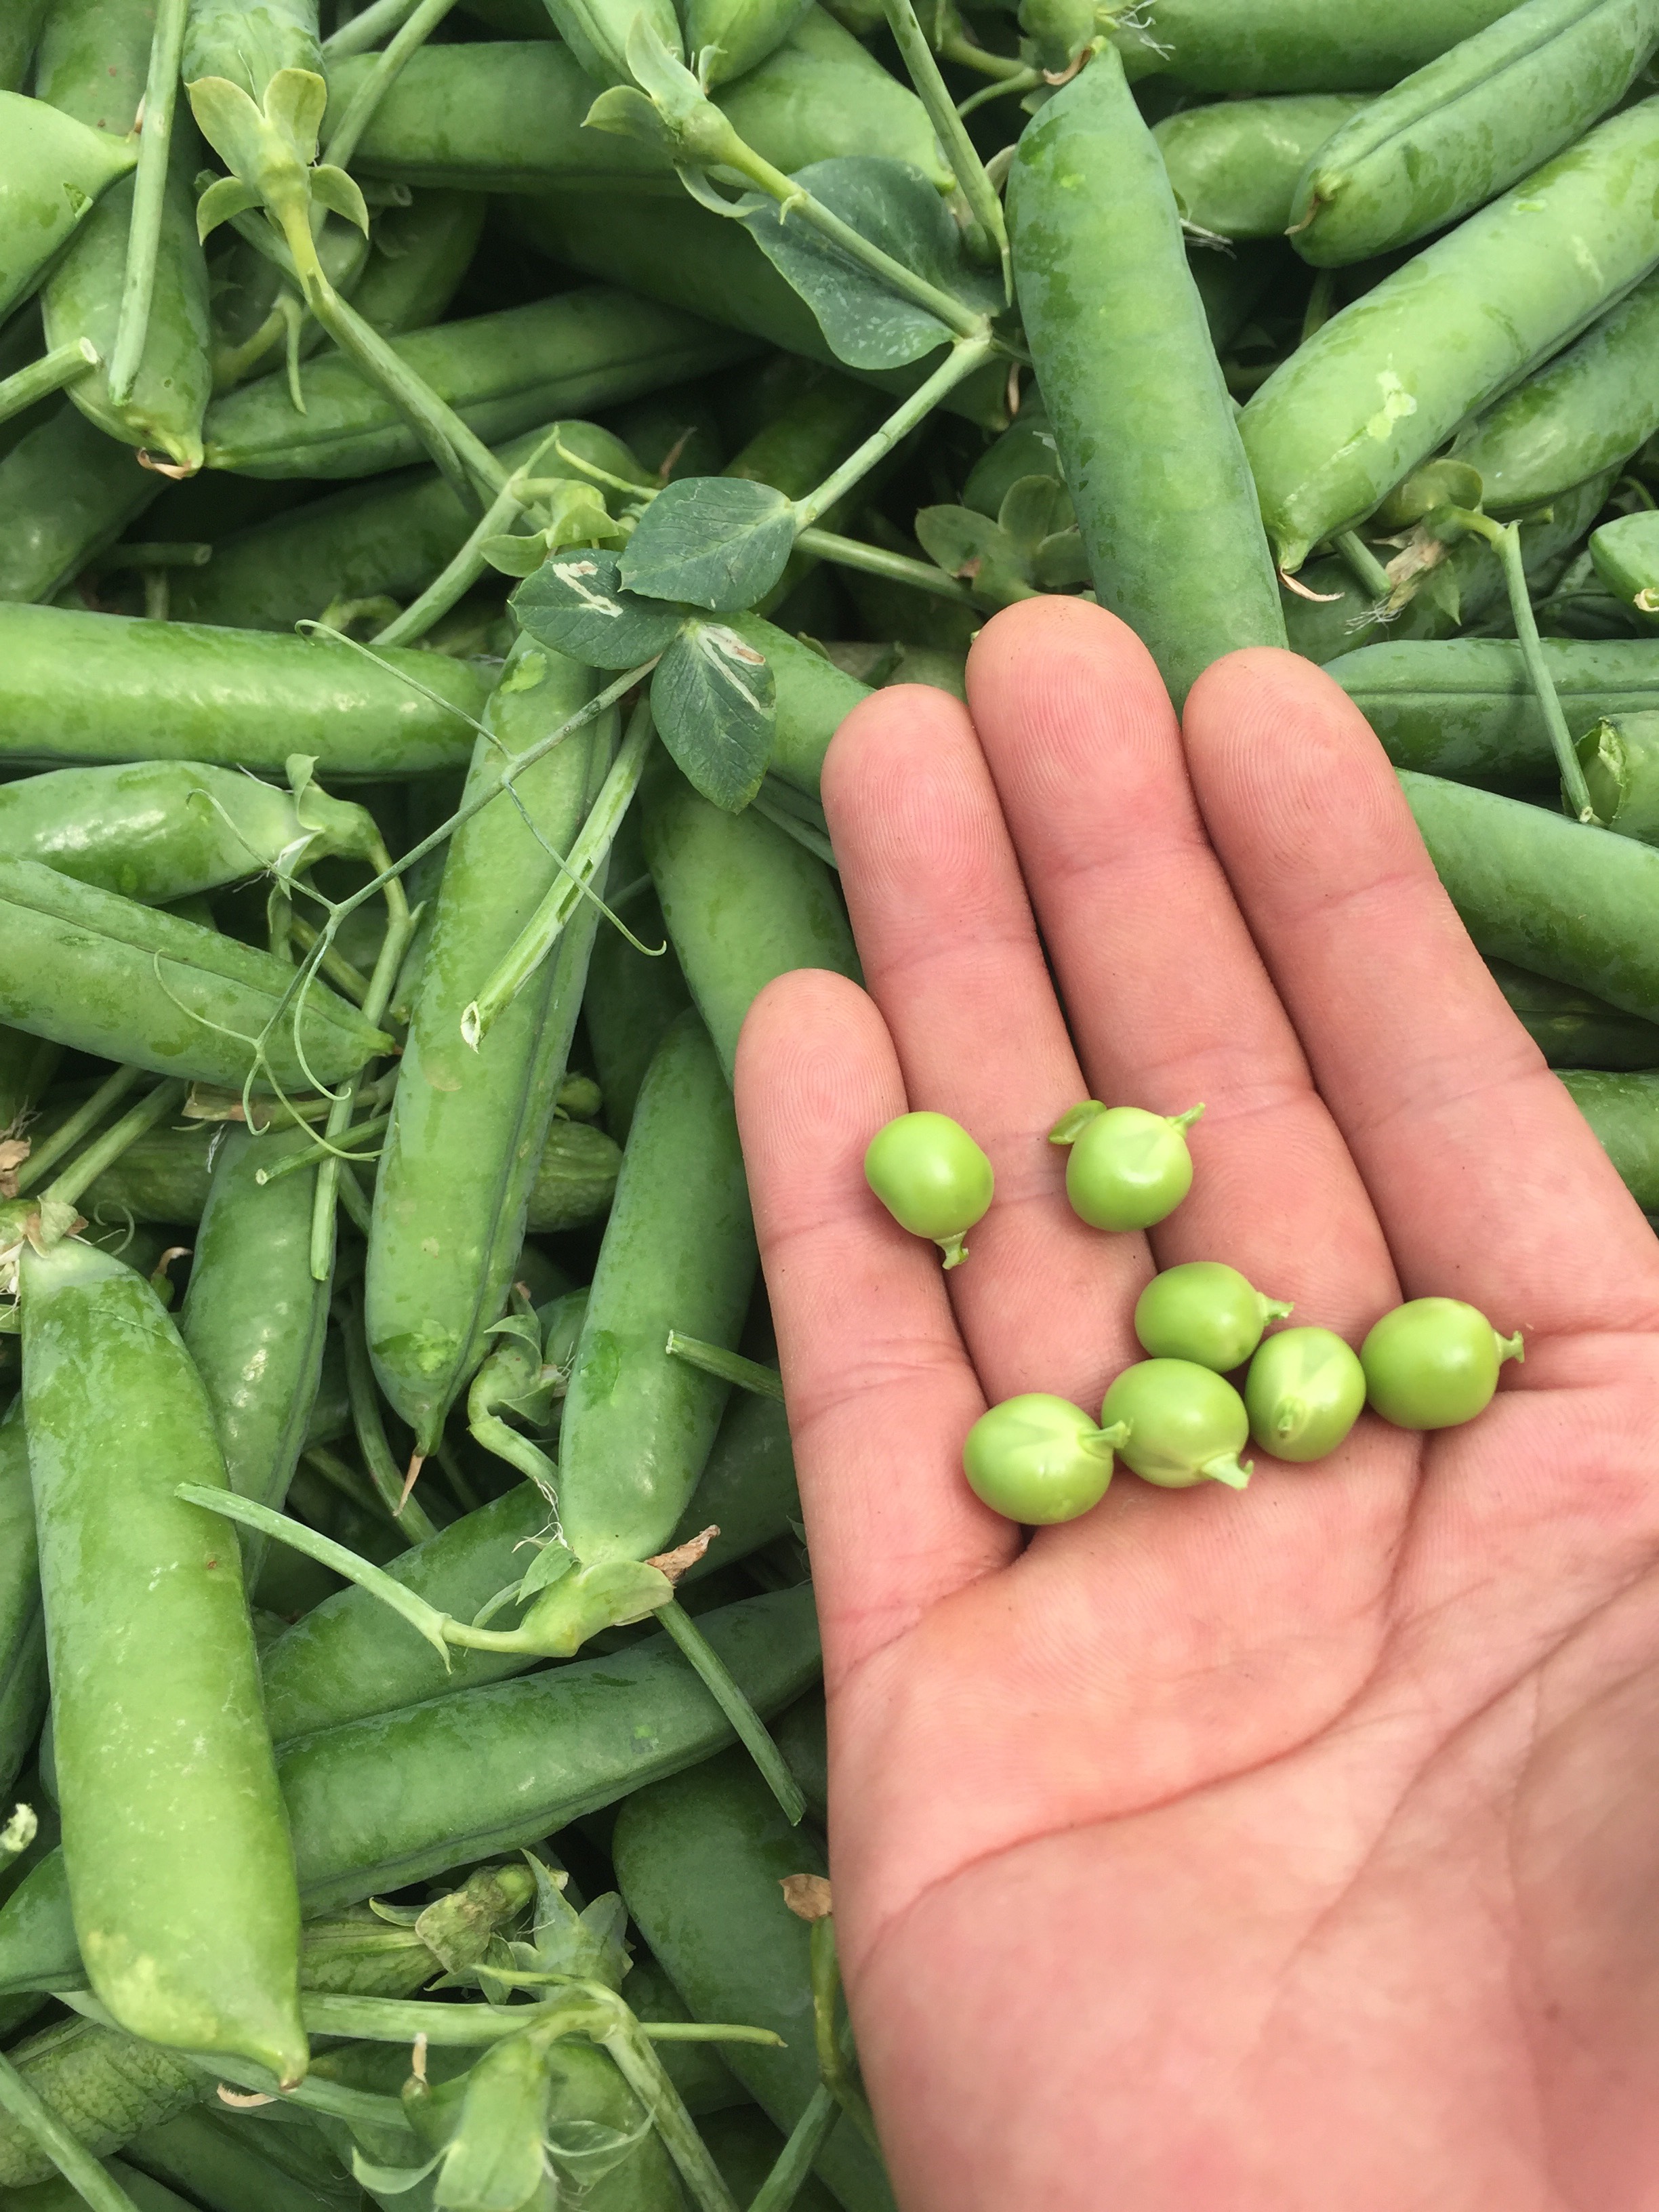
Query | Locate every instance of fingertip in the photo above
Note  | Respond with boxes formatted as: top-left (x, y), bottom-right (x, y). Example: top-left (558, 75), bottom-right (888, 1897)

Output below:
top-left (821, 682), bottom-right (973, 830)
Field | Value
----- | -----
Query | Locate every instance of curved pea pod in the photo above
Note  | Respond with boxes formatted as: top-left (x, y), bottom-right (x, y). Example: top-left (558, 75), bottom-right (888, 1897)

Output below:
top-left (181, 0), bottom-right (322, 95)
top-left (1559, 1067), bottom-right (1659, 1204)
top-left (1009, 51), bottom-right (1286, 703)
top-left (366, 636), bottom-right (611, 1455)
top-left (346, 188), bottom-right (487, 339)
top-left (1153, 94), bottom-right (1367, 239)
top-left (19, 1235), bottom-right (307, 2082)
top-left (685, 0), bottom-right (813, 81)
top-left (525, 1115), bottom-right (622, 1233)
top-left (1288, 0), bottom-right (1659, 268)
top-left (555, 1010), bottom-right (756, 1578)
top-left (1240, 100), bottom-right (1659, 572)
top-left (0, 91), bottom-right (136, 325)
top-left (613, 1748), bottom-right (897, 2212)
top-left (0, 1402), bottom-right (46, 1805)
top-left (1110, 0), bottom-right (1523, 91)
top-left (1489, 957), bottom-right (1659, 1068)
top-left (0, 403), bottom-right (163, 605)
top-left (642, 757), bottom-right (857, 1078)
top-left (0, 603), bottom-right (486, 777)
top-left (1591, 509), bottom-right (1659, 619)
top-left (203, 289), bottom-right (755, 480)
top-left (1328, 636), bottom-right (1659, 792)
top-left (1452, 270), bottom-right (1659, 514)
top-left (0, 2015), bottom-right (199, 2190)
top-left (1401, 769), bottom-right (1659, 1023)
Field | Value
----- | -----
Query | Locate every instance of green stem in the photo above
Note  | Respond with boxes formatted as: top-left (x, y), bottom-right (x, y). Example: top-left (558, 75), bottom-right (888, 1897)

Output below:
top-left (288, 916), bottom-right (371, 1004)
top-left (657, 1600), bottom-right (804, 1825)
top-left (751, 790), bottom-right (836, 869)
top-left (44, 1081), bottom-right (187, 1212)
top-left (311, 865), bottom-right (413, 1280)
top-left (956, 66), bottom-right (1040, 119)
top-left (302, 1442), bottom-right (392, 1521)
top-left (461, 695), bottom-right (655, 1048)
top-left (13, 1067), bottom-right (144, 1196)
top-left (373, 471), bottom-right (532, 647)
top-left (108, 0), bottom-right (190, 405)
top-left (663, 1332), bottom-right (783, 1401)
top-left (793, 335), bottom-right (996, 533)
top-left (598, 2019), bottom-right (741, 2212)
top-left (323, 0), bottom-right (459, 169)
top-left (0, 2051), bottom-right (146, 2212)
top-left (882, 0), bottom-right (1010, 294)
top-left (1300, 266), bottom-right (1336, 344)
top-left (0, 339), bottom-right (99, 428)
top-left (321, 0), bottom-right (422, 57)
top-left (343, 1292), bottom-right (440, 1540)
top-left (97, 540), bottom-right (213, 571)
top-left (794, 526), bottom-right (986, 607)
top-left (749, 2083), bottom-right (842, 2212)
top-left (253, 1110), bottom-right (390, 1185)
top-left (1334, 529), bottom-right (1389, 600)
top-left (810, 1919), bottom-right (879, 2153)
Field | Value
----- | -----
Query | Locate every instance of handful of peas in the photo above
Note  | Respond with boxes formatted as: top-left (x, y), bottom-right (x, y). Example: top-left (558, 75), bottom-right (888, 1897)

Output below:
top-left (0, 0), bottom-right (1655, 2204)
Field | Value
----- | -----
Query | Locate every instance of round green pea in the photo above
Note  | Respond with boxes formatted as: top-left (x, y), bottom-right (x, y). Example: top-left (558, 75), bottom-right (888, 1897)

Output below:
top-left (1133, 1260), bottom-right (1292, 1372)
top-left (961, 1393), bottom-right (1130, 1524)
top-left (1244, 1326), bottom-right (1366, 1462)
top-left (1359, 1297), bottom-right (1523, 1431)
top-left (1048, 1100), bottom-right (1204, 1231)
top-left (864, 1110), bottom-right (994, 1269)
top-left (1099, 1357), bottom-right (1252, 1490)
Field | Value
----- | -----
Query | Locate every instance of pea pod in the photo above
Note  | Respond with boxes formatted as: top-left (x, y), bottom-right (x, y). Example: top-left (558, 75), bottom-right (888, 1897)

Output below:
top-left (1488, 957), bottom-right (1659, 1068)
top-left (125, 2108), bottom-right (352, 2212)
top-left (1559, 1067), bottom-right (1659, 1204)
top-left (0, 861), bottom-right (387, 1092)
top-left (1009, 49), bottom-right (1286, 703)
top-left (366, 635), bottom-right (613, 1455)
top-left (0, 604), bottom-right (486, 777)
top-left (0, 2158), bottom-right (194, 2212)
top-left (203, 289), bottom-right (755, 480)
top-left (613, 1748), bottom-right (897, 2212)
top-left (19, 1234), bottom-right (307, 2081)
top-left (181, 0), bottom-right (322, 93)
top-left (1241, 98), bottom-right (1659, 570)
top-left (345, 188), bottom-right (486, 340)
top-left (1289, 0), bottom-right (1659, 267)
top-left (0, 91), bottom-right (136, 325)
top-left (686, 0), bottom-right (813, 82)
top-left (1153, 95), bottom-right (1368, 239)
top-left (0, 0), bottom-right (49, 90)
top-left (0, 1032), bottom-right (59, 1136)
top-left (643, 756), bottom-right (858, 1078)
top-left (581, 891), bottom-right (694, 1147)
top-left (0, 1403), bottom-right (46, 1805)
top-left (526, 1116), bottom-right (621, 1232)
top-left (1591, 510), bottom-right (1659, 617)
top-left (0, 404), bottom-right (163, 605)
top-left (727, 614), bottom-right (869, 798)
top-left (0, 2017), bottom-right (199, 2190)
top-left (1110, 0), bottom-right (1532, 91)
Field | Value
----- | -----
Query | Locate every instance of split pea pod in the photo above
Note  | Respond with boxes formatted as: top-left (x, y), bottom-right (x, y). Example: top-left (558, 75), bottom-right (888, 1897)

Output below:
top-left (0, 1404), bottom-right (47, 1805)
top-left (0, 404), bottom-right (163, 605)
top-left (0, 863), bottom-right (387, 1092)
top-left (1289, 0), bottom-right (1659, 266)
top-left (202, 289), bottom-right (756, 480)
top-left (1109, 0), bottom-right (1519, 91)
top-left (1153, 95), bottom-right (1368, 239)
top-left (0, 91), bottom-right (136, 325)
top-left (0, 605), bottom-right (486, 777)
top-left (1557, 1067), bottom-right (1659, 1204)
top-left (19, 1235), bottom-right (307, 2081)
top-left (1241, 98), bottom-right (1659, 570)
top-left (1009, 49), bottom-right (1286, 703)
top-left (365, 634), bottom-right (613, 1455)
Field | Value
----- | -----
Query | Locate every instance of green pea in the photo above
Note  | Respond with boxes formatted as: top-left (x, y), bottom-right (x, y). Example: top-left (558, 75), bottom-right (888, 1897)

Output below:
top-left (863, 1110), bottom-right (994, 1269)
top-left (1133, 1261), bottom-right (1293, 1372)
top-left (961, 1394), bottom-right (1130, 1525)
top-left (1099, 1359), bottom-right (1252, 1491)
top-left (1048, 1100), bottom-right (1204, 1232)
top-left (1359, 1296), bottom-right (1524, 1430)
top-left (1244, 1326), bottom-right (1367, 1463)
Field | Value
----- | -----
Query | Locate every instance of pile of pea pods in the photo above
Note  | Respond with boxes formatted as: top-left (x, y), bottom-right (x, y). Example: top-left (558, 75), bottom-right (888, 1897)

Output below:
top-left (8, 0), bottom-right (1659, 2204)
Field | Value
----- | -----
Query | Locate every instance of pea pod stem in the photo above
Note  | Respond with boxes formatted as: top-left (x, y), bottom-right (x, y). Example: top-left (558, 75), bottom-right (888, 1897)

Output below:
top-left (373, 433), bottom-right (569, 649)
top-left (322, 0), bottom-right (424, 60)
top-left (12, 1066), bottom-right (144, 1197)
top-left (310, 861), bottom-right (414, 1280)
top-left (300, 1986), bottom-right (783, 2049)
top-left (108, 0), bottom-right (190, 407)
top-left (657, 1599), bottom-right (805, 1826)
top-left (461, 696), bottom-right (659, 1050)
top-left (664, 1331), bottom-right (784, 1401)
top-left (1334, 529), bottom-right (1390, 601)
top-left (0, 340), bottom-right (99, 430)
top-left (597, 2011), bottom-right (742, 2212)
top-left (809, 1916), bottom-right (879, 2154)
top-left (880, 0), bottom-right (1010, 294)
top-left (255, 1110), bottom-right (391, 1183)
top-left (792, 332), bottom-right (998, 533)
top-left (42, 1080), bottom-right (189, 1213)
top-left (748, 2080), bottom-right (842, 2212)
top-left (322, 0), bottom-right (460, 170)
top-left (0, 2049), bottom-right (146, 2212)
top-left (793, 526), bottom-right (985, 606)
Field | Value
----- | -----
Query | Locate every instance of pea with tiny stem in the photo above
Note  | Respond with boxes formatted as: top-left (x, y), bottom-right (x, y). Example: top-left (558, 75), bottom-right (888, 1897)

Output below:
top-left (961, 1394), bottom-right (1131, 1525)
top-left (1048, 1100), bottom-right (1204, 1232)
top-left (1133, 1261), bottom-right (1293, 1372)
top-left (1360, 1297), bottom-right (1524, 1430)
top-left (863, 1110), bottom-right (994, 1269)
top-left (1099, 1359), bottom-right (1252, 1491)
top-left (1244, 1326), bottom-right (1366, 1462)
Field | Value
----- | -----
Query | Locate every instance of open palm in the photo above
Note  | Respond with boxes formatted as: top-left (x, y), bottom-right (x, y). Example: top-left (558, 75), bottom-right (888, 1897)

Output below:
top-left (733, 599), bottom-right (1659, 2212)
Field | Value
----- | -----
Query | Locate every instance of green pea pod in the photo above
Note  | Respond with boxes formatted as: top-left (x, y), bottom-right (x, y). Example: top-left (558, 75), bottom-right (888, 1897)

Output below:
top-left (0, 2016), bottom-right (199, 2190)
top-left (685, 0), bottom-right (813, 82)
top-left (1241, 99), bottom-right (1659, 571)
top-left (582, 886), bottom-right (693, 1146)
top-left (203, 288), bottom-right (754, 479)
top-left (1489, 957), bottom-right (1659, 1069)
top-left (0, 0), bottom-right (49, 91)
top-left (1009, 50), bottom-right (1286, 703)
top-left (613, 1748), bottom-right (897, 2212)
top-left (525, 1117), bottom-right (621, 1233)
top-left (727, 613), bottom-right (867, 798)
top-left (0, 604), bottom-right (486, 777)
top-left (0, 2158), bottom-right (196, 2212)
top-left (1401, 769), bottom-right (1659, 1024)
top-left (367, 635), bottom-right (613, 1454)
top-left (1187, 240), bottom-right (1286, 358)
top-left (542, 0), bottom-right (684, 85)
top-left (55, 1117), bottom-right (218, 1231)
top-left (0, 91), bottom-right (136, 325)
top-left (556, 1010), bottom-right (757, 1574)
top-left (172, 419), bottom-right (640, 632)
top-left (0, 1402), bottom-right (47, 1805)
top-left (0, 761), bottom-right (379, 903)
top-left (643, 756), bottom-right (857, 1078)
top-left (0, 403), bottom-right (163, 605)
top-left (1559, 1067), bottom-right (1659, 1205)
top-left (1109, 0), bottom-right (1523, 92)
top-left (126, 2108), bottom-right (347, 2212)
top-left (1153, 94), bottom-right (1367, 240)
top-left (1591, 510), bottom-right (1659, 614)
top-left (0, 1031), bottom-right (60, 1134)
top-left (182, 0), bottom-right (322, 95)
top-left (19, 1235), bottom-right (307, 2081)
top-left (1289, 0), bottom-right (1659, 268)
top-left (1329, 636), bottom-right (1659, 792)
top-left (346, 188), bottom-right (486, 339)
top-left (1454, 268), bottom-right (1659, 514)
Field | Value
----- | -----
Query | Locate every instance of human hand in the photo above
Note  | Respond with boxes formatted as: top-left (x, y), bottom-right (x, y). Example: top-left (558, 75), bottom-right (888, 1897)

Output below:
top-left (733, 598), bottom-right (1659, 2212)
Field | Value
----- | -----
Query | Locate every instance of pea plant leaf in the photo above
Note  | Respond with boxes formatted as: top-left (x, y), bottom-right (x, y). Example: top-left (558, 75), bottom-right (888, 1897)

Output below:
top-left (915, 504), bottom-right (1032, 609)
top-left (733, 157), bottom-right (1000, 371)
top-left (619, 476), bottom-right (796, 611)
top-left (651, 617), bottom-right (775, 811)
top-left (510, 551), bottom-right (688, 669)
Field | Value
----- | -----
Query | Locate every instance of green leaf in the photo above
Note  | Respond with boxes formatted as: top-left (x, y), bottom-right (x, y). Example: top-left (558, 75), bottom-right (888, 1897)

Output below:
top-left (1033, 527), bottom-right (1089, 589)
top-left (511, 552), bottom-right (687, 669)
top-left (310, 163), bottom-right (369, 234)
top-left (186, 74), bottom-right (270, 178)
top-left (582, 83), bottom-right (673, 150)
top-left (350, 2150), bottom-right (443, 2196)
top-left (482, 533), bottom-right (554, 579)
top-left (915, 503), bottom-right (1031, 605)
top-left (997, 473), bottom-right (1071, 555)
top-left (194, 172), bottom-right (262, 242)
top-left (619, 476), bottom-right (795, 611)
top-left (736, 157), bottom-right (1000, 370)
top-left (651, 618), bottom-right (774, 811)
top-left (264, 66), bottom-right (327, 164)
top-left (545, 2114), bottom-right (653, 2184)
